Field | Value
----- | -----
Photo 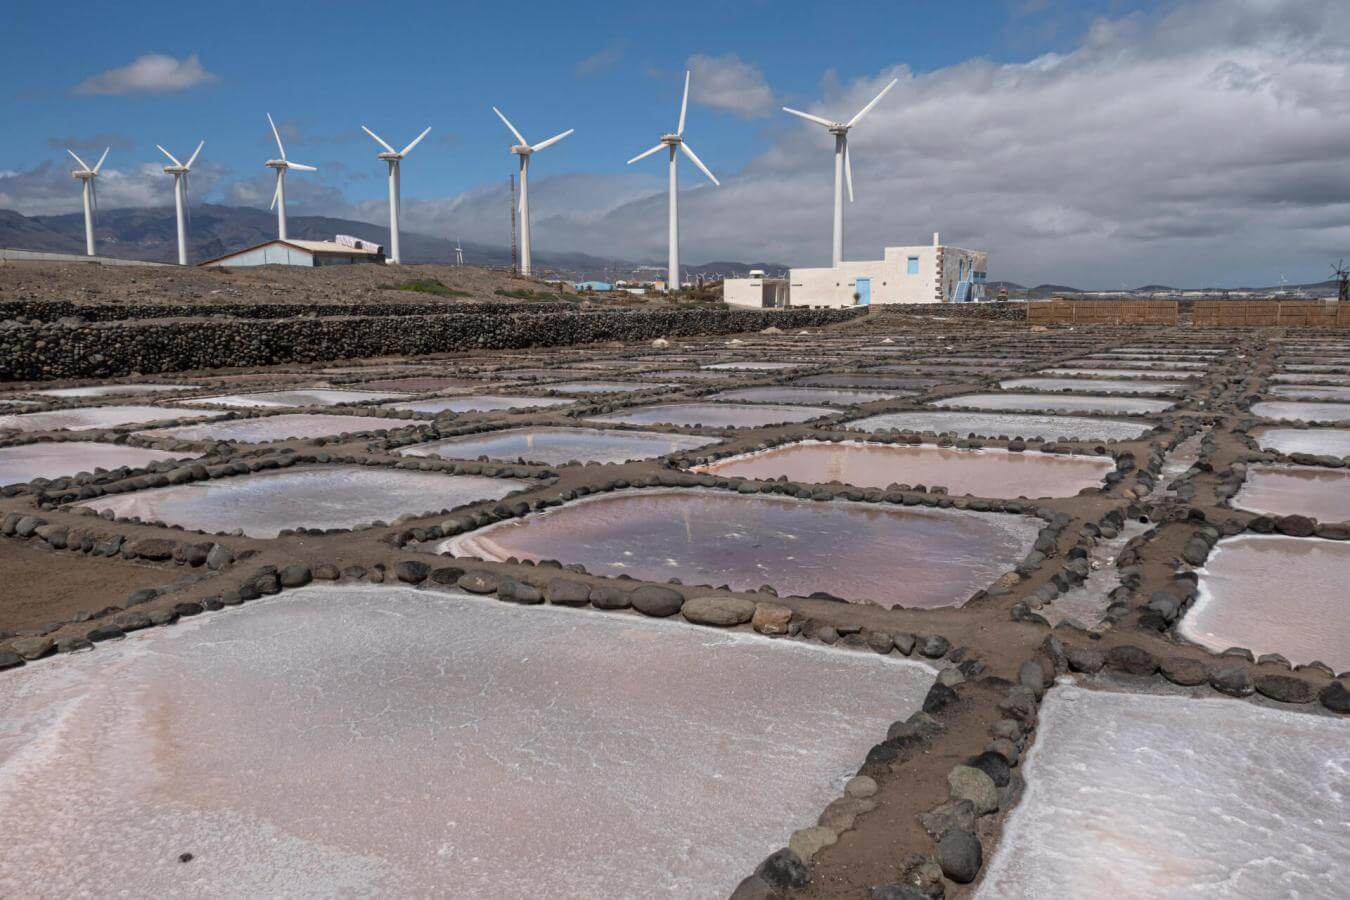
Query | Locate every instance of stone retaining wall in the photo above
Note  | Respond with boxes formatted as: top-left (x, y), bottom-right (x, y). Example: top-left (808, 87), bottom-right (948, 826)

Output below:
top-left (0, 299), bottom-right (572, 322)
top-left (0, 307), bottom-right (863, 381)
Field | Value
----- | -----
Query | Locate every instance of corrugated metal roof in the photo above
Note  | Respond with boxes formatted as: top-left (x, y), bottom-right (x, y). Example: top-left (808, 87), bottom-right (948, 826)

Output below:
top-left (197, 239), bottom-right (383, 266)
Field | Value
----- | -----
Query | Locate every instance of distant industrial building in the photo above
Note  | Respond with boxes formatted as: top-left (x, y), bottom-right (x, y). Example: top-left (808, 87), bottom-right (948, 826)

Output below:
top-left (724, 234), bottom-right (988, 308)
top-left (573, 280), bottom-right (614, 292)
top-left (198, 236), bottom-right (385, 268)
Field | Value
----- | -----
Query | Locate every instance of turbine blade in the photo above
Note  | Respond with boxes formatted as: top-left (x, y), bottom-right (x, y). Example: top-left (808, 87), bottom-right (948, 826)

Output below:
top-left (267, 113), bottom-right (287, 159)
top-left (530, 128), bottom-right (573, 152)
top-left (93, 147), bottom-right (110, 173)
top-left (362, 126), bottom-right (397, 154)
top-left (493, 107), bottom-right (527, 145)
top-left (627, 143), bottom-right (666, 165)
top-left (400, 126), bottom-right (431, 156)
top-left (844, 142), bottom-right (854, 202)
top-left (677, 70), bottom-right (690, 135)
top-left (782, 107), bottom-right (835, 128)
top-left (287, 162), bottom-right (318, 172)
top-left (67, 149), bottom-right (91, 171)
top-left (157, 145), bottom-right (183, 167)
top-left (270, 172), bottom-right (282, 210)
top-left (185, 140), bottom-right (204, 168)
top-left (680, 142), bottom-right (719, 186)
top-left (846, 77), bottom-right (899, 128)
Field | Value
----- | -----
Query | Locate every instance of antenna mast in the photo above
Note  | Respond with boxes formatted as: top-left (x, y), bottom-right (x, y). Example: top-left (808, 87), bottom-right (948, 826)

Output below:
top-left (509, 173), bottom-right (519, 275)
top-left (1334, 259), bottom-right (1349, 304)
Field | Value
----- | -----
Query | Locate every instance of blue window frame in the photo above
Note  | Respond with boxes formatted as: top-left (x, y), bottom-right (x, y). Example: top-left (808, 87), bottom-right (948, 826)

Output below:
top-left (907, 256), bottom-right (919, 275)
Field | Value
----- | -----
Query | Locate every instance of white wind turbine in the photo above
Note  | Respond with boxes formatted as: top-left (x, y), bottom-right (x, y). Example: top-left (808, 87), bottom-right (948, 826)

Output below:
top-left (264, 114), bottom-right (317, 241)
top-left (782, 77), bottom-right (898, 267)
top-left (492, 107), bottom-right (572, 277)
top-left (156, 140), bottom-right (205, 266)
top-left (627, 70), bottom-right (719, 291)
top-left (361, 124), bottom-right (431, 264)
top-left (67, 147), bottom-right (109, 257)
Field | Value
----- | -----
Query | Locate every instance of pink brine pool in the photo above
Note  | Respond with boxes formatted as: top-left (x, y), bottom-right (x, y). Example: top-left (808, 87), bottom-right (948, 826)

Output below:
top-left (441, 488), bottom-right (1039, 607)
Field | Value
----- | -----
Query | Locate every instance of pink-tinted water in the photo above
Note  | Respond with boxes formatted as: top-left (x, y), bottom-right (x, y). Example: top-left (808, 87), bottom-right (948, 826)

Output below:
top-left (400, 427), bottom-right (717, 465)
top-left (183, 389), bottom-right (410, 408)
top-left (1269, 385), bottom-right (1350, 402)
top-left (696, 441), bottom-right (1111, 497)
top-left (709, 387), bottom-right (903, 406)
top-left (388, 395), bottom-right (575, 414)
top-left (1180, 534), bottom-right (1350, 669)
top-left (1232, 465), bottom-right (1350, 521)
top-left (1250, 401), bottom-right (1350, 423)
top-left (441, 488), bottom-right (1039, 606)
top-left (931, 393), bottom-right (1174, 414)
top-left (0, 406), bottom-right (217, 433)
top-left (136, 413), bottom-right (411, 444)
top-left (1252, 427), bottom-right (1350, 457)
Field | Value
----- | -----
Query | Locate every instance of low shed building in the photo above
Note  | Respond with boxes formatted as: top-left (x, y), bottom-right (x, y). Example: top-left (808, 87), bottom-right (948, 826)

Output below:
top-left (199, 239), bottom-right (385, 268)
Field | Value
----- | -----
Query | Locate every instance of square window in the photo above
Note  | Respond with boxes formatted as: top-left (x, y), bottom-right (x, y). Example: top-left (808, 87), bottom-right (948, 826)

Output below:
top-left (907, 257), bottom-right (919, 275)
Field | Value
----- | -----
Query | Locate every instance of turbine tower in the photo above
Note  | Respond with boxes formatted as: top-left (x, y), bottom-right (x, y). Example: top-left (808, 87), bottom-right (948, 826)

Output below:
top-left (67, 147), bottom-right (109, 257)
top-left (782, 77), bottom-right (898, 267)
top-left (492, 106), bottom-right (573, 277)
top-left (361, 124), bottom-right (431, 264)
top-left (264, 114), bottom-right (317, 241)
top-left (156, 141), bottom-right (204, 266)
top-left (627, 70), bottom-right (720, 292)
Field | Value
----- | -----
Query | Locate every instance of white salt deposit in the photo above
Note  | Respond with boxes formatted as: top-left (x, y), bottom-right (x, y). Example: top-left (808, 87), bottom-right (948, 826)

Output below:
top-left (0, 442), bottom-right (194, 486)
top-left (0, 586), bottom-right (936, 898)
top-left (0, 405), bottom-right (217, 432)
top-left (977, 687), bottom-right (1350, 899)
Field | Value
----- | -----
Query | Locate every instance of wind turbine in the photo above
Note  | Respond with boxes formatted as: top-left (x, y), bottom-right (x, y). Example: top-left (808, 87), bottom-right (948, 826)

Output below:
top-left (264, 114), bottom-right (317, 241)
top-left (492, 106), bottom-right (572, 277)
top-left (67, 147), bottom-right (109, 257)
top-left (782, 77), bottom-right (898, 267)
top-left (627, 70), bottom-right (719, 292)
top-left (156, 141), bottom-right (204, 266)
top-left (361, 124), bottom-right (431, 264)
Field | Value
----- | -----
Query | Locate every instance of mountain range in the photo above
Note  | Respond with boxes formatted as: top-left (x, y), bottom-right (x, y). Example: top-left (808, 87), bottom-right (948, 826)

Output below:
top-left (0, 206), bottom-right (782, 281)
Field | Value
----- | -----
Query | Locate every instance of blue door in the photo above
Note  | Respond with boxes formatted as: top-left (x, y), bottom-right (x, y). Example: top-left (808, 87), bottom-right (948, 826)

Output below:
top-left (855, 277), bottom-right (871, 306)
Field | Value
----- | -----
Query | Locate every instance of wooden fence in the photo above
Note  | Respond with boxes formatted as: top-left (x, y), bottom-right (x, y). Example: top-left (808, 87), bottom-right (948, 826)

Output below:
top-left (1026, 299), bottom-right (1178, 325)
top-left (1190, 300), bottom-right (1350, 326)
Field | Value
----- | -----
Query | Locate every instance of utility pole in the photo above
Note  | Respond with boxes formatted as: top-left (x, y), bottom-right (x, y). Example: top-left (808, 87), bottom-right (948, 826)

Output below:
top-left (509, 173), bottom-right (519, 275)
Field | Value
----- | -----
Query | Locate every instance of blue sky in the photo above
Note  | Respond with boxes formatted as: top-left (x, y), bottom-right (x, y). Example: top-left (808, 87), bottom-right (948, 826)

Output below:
top-left (3, 0), bottom-right (1151, 202)
top-left (5, 0), bottom-right (1350, 287)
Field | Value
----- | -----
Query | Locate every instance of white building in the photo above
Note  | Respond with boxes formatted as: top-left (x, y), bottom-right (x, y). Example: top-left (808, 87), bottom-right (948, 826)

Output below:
top-left (724, 234), bottom-right (988, 308)
top-left (723, 269), bottom-right (790, 308)
top-left (198, 238), bottom-right (384, 268)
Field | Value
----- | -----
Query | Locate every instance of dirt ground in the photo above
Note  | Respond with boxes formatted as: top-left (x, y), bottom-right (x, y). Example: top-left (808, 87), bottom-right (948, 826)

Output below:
top-left (0, 541), bottom-right (178, 635)
top-left (0, 261), bottom-right (702, 310)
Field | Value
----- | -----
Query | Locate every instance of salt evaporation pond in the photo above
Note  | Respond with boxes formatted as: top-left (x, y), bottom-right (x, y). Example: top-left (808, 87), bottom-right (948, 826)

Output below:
top-left (1038, 368), bottom-right (1198, 380)
top-left (0, 585), bottom-right (936, 898)
top-left (1250, 400), bottom-right (1350, 423)
top-left (136, 413), bottom-right (410, 443)
top-left (400, 426), bottom-right (717, 465)
top-left (1180, 534), bottom-right (1350, 669)
top-left (797, 374), bottom-right (936, 390)
top-left (1271, 372), bottom-right (1350, 384)
top-left (442, 488), bottom-right (1039, 606)
top-left (1253, 427), bottom-right (1350, 457)
top-left (33, 384), bottom-right (198, 398)
top-left (709, 386), bottom-right (901, 406)
top-left (999, 377), bottom-right (1186, 395)
top-left (977, 687), bottom-right (1350, 899)
top-left (590, 402), bottom-right (836, 429)
top-left (546, 381), bottom-right (676, 394)
top-left (387, 395), bottom-right (574, 414)
top-left (1232, 465), bottom-right (1350, 521)
top-left (702, 361), bottom-right (805, 370)
top-left (696, 440), bottom-right (1112, 498)
top-left (0, 405), bottom-right (216, 433)
top-left (1077, 357), bottom-right (1208, 370)
top-left (0, 442), bottom-right (193, 486)
top-left (1270, 385), bottom-right (1350, 402)
top-left (71, 465), bottom-right (520, 537)
top-left (356, 376), bottom-right (493, 392)
top-left (931, 393), bottom-right (1174, 414)
top-left (849, 411), bottom-right (1151, 441)
top-left (184, 389), bottom-right (409, 408)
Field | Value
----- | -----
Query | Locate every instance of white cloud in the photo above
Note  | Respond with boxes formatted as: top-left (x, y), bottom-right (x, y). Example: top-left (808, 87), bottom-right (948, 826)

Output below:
top-left (74, 53), bottom-right (217, 96)
top-left (0, 159), bottom-right (226, 216)
top-left (687, 53), bottom-right (774, 118)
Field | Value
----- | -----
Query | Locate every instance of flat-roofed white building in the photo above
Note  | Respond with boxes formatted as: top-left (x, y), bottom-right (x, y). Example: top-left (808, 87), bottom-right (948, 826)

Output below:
top-left (724, 269), bottom-right (790, 308)
top-left (723, 234), bottom-right (988, 308)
